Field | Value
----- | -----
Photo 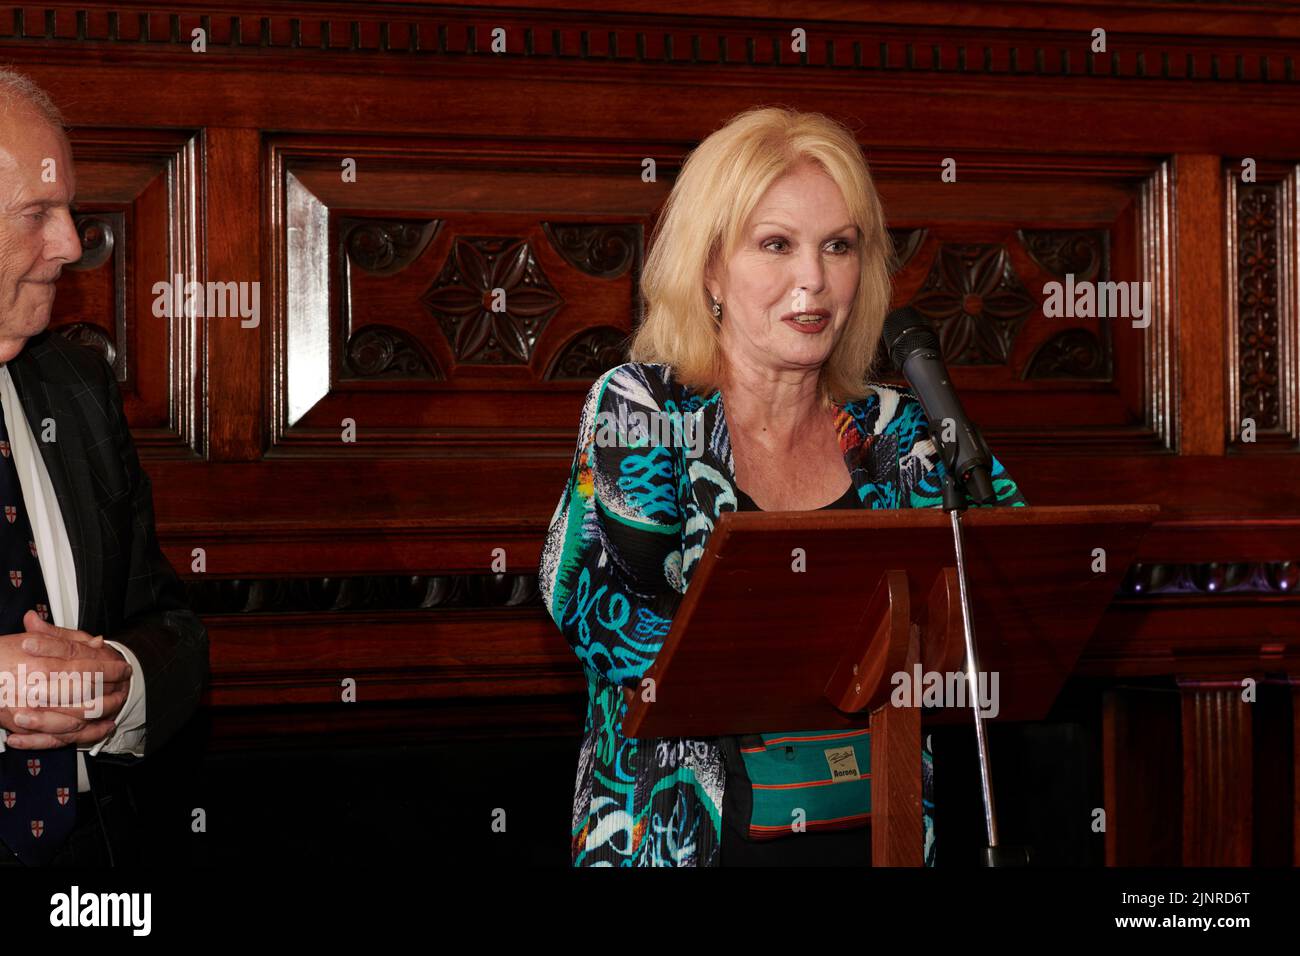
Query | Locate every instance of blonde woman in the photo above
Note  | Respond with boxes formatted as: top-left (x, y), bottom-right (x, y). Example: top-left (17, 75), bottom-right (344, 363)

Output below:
top-left (539, 107), bottom-right (1026, 867)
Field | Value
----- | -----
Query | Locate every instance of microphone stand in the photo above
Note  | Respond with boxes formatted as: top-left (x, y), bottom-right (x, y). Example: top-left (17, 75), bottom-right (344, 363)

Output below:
top-left (937, 438), bottom-right (1032, 867)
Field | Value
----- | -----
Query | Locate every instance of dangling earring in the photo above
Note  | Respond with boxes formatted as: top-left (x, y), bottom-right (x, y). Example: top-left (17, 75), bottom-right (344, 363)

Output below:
top-left (710, 295), bottom-right (723, 322)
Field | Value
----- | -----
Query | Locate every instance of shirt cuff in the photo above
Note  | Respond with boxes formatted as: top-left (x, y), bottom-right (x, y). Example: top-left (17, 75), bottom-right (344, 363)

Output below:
top-left (81, 639), bottom-right (147, 758)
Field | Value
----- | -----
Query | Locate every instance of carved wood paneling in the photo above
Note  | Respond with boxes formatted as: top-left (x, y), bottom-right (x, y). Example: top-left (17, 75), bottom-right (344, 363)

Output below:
top-left (1227, 164), bottom-right (1300, 451)
top-left (1121, 561), bottom-right (1299, 596)
top-left (1178, 680), bottom-right (1253, 866)
top-left (881, 155), bottom-right (1172, 453)
top-left (1024, 329), bottom-right (1108, 380)
top-left (341, 217), bottom-right (437, 276)
top-left (343, 325), bottom-right (442, 380)
top-left (1020, 229), bottom-right (1111, 381)
top-left (62, 211), bottom-right (124, 372)
top-left (270, 136), bottom-right (659, 452)
top-left (5, 4), bottom-right (1299, 871)
top-left (545, 327), bottom-right (629, 380)
top-left (5, 3), bottom-right (1300, 91)
top-left (178, 558), bottom-right (1298, 618)
top-left (56, 321), bottom-right (117, 369)
top-left (911, 244), bottom-right (1038, 364)
top-left (52, 130), bottom-right (202, 456)
top-left (185, 573), bottom-right (539, 615)
top-left (423, 236), bottom-right (565, 365)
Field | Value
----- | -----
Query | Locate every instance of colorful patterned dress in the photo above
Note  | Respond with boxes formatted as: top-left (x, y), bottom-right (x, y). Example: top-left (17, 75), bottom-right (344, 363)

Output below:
top-left (538, 362), bottom-right (1027, 866)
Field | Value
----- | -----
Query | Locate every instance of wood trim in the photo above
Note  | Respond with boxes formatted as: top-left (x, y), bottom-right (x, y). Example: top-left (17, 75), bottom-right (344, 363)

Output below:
top-left (1143, 160), bottom-right (1178, 448)
top-left (1178, 678), bottom-right (1252, 865)
top-left (204, 127), bottom-right (265, 460)
top-left (204, 695), bottom-right (586, 750)
top-left (871, 621), bottom-right (924, 866)
top-left (203, 610), bottom-right (579, 706)
top-left (1102, 687), bottom-right (1181, 865)
top-left (1174, 155), bottom-right (1227, 455)
top-left (1082, 600), bottom-right (1300, 678)
top-left (1226, 163), bottom-right (1300, 450)
top-left (8, 2), bottom-right (1300, 79)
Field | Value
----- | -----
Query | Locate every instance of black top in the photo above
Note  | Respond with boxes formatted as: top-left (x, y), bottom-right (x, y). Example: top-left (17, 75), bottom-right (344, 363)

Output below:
top-left (734, 480), bottom-right (858, 512)
top-left (721, 477), bottom-right (871, 866)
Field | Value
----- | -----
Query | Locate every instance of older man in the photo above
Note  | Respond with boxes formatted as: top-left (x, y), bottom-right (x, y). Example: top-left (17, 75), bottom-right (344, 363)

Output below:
top-left (0, 70), bottom-right (208, 865)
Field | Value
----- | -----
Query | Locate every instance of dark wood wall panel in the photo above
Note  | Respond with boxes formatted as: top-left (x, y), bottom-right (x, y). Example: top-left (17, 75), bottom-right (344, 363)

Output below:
top-left (55, 128), bottom-right (202, 454)
top-left (881, 154), bottom-right (1164, 452)
top-left (269, 139), bottom-right (664, 451)
top-left (1227, 161), bottom-right (1300, 451)
top-left (4, 0), bottom-right (1299, 867)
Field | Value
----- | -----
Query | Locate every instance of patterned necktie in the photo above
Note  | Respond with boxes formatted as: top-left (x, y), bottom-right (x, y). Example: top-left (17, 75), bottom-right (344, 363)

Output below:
top-left (0, 394), bottom-right (76, 865)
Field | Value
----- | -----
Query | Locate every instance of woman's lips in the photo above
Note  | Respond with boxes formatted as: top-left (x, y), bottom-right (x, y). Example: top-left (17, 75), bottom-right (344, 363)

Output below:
top-left (782, 315), bottom-right (829, 333)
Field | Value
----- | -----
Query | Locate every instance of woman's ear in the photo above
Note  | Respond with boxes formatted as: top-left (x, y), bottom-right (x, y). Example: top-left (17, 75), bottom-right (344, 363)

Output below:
top-left (703, 249), bottom-right (724, 302)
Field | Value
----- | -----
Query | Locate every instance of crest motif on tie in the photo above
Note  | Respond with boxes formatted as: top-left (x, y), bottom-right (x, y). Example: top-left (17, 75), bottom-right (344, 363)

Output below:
top-left (28, 540), bottom-right (36, 557)
top-left (2, 791), bottom-right (14, 809)
top-left (8, 569), bottom-right (21, 588)
top-left (56, 787), bottom-right (70, 806)
top-left (0, 440), bottom-right (9, 457)
top-left (30, 820), bottom-right (44, 838)
top-left (36, 602), bottom-right (49, 621)
top-left (3, 505), bottom-right (14, 523)
top-left (26, 758), bottom-right (40, 776)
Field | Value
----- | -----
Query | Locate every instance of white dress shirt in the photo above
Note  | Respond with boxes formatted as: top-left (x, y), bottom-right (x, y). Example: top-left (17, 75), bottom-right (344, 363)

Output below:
top-left (0, 364), bottom-right (146, 792)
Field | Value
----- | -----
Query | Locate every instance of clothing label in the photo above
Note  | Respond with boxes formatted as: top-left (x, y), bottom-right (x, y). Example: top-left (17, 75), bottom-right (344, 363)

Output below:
top-left (825, 746), bottom-right (861, 782)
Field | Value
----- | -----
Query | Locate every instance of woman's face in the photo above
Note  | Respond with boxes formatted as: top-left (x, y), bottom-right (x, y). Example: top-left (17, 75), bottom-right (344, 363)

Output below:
top-left (708, 161), bottom-right (860, 380)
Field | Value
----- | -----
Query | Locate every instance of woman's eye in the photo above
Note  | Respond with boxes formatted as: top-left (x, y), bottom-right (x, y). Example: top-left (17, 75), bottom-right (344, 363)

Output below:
top-left (763, 238), bottom-right (857, 254)
top-left (26, 212), bottom-right (45, 223)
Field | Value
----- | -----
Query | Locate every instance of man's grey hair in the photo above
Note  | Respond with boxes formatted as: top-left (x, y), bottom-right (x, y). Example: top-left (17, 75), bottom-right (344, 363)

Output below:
top-left (0, 66), bottom-right (66, 128)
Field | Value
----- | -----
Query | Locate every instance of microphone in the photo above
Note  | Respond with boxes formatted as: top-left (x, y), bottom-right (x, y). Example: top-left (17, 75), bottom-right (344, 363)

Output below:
top-left (882, 306), bottom-right (996, 506)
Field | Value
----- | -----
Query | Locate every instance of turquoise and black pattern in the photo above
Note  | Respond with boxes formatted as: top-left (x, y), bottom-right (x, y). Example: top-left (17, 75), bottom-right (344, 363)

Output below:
top-left (538, 362), bottom-right (1027, 866)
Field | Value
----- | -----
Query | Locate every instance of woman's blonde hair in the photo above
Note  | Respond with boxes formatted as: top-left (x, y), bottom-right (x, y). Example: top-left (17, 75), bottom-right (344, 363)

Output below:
top-left (629, 106), bottom-right (894, 408)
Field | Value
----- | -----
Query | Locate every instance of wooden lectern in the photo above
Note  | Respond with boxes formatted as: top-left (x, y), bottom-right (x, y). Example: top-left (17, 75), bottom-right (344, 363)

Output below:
top-left (621, 504), bottom-right (1159, 865)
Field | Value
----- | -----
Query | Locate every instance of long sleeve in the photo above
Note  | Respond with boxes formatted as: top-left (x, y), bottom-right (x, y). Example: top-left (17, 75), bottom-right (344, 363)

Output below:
top-left (539, 364), bottom-right (686, 689)
top-left (83, 640), bottom-right (146, 757)
top-left (893, 391), bottom-right (1028, 508)
top-left (97, 363), bottom-right (209, 758)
